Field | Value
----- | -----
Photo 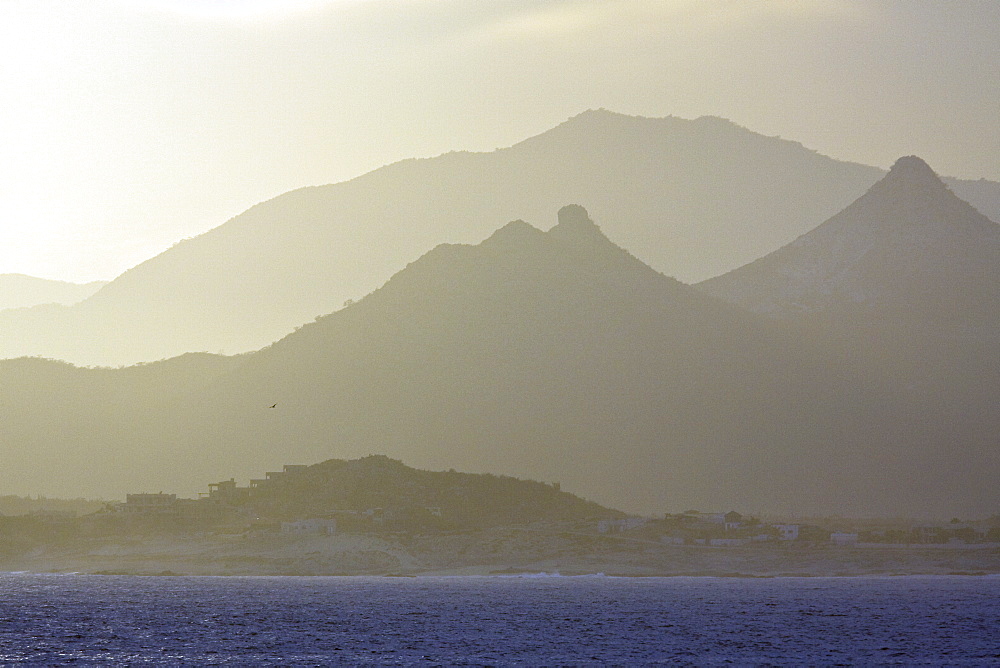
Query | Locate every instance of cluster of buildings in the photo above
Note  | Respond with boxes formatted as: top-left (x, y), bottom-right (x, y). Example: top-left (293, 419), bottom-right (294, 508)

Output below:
top-left (109, 464), bottom-right (445, 536)
top-left (610, 511), bottom-right (1000, 548)
top-left (202, 464), bottom-right (311, 505)
top-left (111, 464), bottom-right (311, 516)
top-left (108, 465), bottom-right (342, 535)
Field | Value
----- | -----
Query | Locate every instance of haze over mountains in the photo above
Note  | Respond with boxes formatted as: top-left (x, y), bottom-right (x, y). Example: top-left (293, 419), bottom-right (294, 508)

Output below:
top-left (4, 110), bottom-right (1000, 367)
top-left (0, 274), bottom-right (106, 311)
top-left (1, 202), bottom-right (996, 519)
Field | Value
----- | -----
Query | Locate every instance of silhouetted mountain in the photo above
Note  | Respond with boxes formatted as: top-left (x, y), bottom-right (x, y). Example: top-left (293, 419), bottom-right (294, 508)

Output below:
top-left (0, 274), bottom-right (106, 311)
top-left (5, 111), bottom-right (1000, 366)
top-left (699, 156), bottom-right (1000, 327)
top-left (2, 207), bottom-right (993, 518)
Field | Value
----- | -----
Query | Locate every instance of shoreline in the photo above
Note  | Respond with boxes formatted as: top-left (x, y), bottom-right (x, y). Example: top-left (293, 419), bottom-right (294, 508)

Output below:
top-left (3, 530), bottom-right (998, 578)
top-left (3, 569), bottom-right (999, 579)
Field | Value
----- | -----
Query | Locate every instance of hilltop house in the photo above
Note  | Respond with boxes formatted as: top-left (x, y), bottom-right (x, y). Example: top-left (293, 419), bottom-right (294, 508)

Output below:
top-left (201, 464), bottom-right (309, 504)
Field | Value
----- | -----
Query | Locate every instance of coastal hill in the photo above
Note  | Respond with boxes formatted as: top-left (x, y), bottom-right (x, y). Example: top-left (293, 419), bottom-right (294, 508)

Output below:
top-left (5, 111), bottom-right (1000, 366)
top-left (3, 456), bottom-right (998, 577)
top-left (4, 205), bottom-right (995, 518)
top-left (220, 455), bottom-right (618, 530)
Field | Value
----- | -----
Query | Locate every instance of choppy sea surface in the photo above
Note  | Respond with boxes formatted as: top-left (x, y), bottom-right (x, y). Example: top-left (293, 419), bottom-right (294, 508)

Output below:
top-left (0, 574), bottom-right (998, 666)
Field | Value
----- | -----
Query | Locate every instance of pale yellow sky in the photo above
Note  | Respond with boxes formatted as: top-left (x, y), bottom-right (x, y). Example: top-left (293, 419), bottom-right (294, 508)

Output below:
top-left (1, 0), bottom-right (998, 282)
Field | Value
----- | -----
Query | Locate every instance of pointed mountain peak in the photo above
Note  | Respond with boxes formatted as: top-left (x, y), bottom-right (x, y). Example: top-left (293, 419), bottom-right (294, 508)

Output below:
top-left (836, 154), bottom-right (983, 231)
top-left (866, 155), bottom-right (951, 202)
top-left (698, 154), bottom-right (1000, 317)
top-left (548, 204), bottom-right (608, 243)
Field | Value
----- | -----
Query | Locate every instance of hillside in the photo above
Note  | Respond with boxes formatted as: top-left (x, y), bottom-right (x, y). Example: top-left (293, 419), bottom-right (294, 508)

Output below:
top-left (3, 205), bottom-right (994, 518)
top-left (233, 455), bottom-right (618, 530)
top-left (5, 110), bottom-right (1000, 366)
top-left (697, 156), bottom-right (1000, 384)
top-left (697, 158), bottom-right (1000, 498)
top-left (698, 156), bottom-right (1000, 325)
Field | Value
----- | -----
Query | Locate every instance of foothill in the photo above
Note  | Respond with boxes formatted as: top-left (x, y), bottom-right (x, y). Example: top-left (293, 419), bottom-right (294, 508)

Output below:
top-left (2, 456), bottom-right (997, 577)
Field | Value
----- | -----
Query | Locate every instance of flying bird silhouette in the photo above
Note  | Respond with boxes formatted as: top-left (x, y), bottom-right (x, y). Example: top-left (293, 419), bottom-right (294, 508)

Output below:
top-left (269, 403), bottom-right (277, 409)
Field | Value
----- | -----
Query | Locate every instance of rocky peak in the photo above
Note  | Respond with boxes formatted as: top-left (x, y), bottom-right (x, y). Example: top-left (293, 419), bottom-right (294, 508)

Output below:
top-left (548, 205), bottom-right (608, 243)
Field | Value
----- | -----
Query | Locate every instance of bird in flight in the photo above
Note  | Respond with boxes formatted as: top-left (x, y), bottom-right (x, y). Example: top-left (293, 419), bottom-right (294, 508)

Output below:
top-left (269, 403), bottom-right (277, 409)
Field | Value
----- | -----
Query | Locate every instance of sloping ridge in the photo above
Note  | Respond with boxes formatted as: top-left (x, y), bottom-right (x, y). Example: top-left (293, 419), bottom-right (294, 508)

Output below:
top-left (244, 455), bottom-right (619, 528)
top-left (10, 110), bottom-right (993, 367)
top-left (698, 156), bottom-right (1000, 325)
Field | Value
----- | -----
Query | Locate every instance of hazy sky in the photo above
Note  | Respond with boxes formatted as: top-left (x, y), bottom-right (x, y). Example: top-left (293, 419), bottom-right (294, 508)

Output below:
top-left (2, 0), bottom-right (998, 282)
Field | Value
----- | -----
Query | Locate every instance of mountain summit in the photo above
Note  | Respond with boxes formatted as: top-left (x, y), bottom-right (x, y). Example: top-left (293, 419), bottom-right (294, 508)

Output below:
top-left (884, 154), bottom-right (946, 184)
top-left (698, 155), bottom-right (1000, 321)
top-left (548, 204), bottom-right (606, 243)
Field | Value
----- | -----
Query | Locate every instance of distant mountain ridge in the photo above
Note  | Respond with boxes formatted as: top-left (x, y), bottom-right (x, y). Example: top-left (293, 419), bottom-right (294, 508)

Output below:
top-left (0, 274), bottom-right (106, 311)
top-left (5, 110), bottom-right (1000, 366)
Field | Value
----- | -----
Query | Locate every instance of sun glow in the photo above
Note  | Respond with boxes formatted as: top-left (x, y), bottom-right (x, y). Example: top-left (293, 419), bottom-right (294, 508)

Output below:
top-left (137, 0), bottom-right (353, 20)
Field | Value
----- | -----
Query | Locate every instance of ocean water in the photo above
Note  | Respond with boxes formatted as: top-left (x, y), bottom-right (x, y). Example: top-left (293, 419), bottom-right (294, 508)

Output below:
top-left (0, 574), bottom-right (998, 665)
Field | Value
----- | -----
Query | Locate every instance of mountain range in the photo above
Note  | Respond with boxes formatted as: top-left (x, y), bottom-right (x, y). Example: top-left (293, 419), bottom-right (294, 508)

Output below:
top-left (2, 187), bottom-right (995, 518)
top-left (4, 110), bottom-right (1000, 366)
